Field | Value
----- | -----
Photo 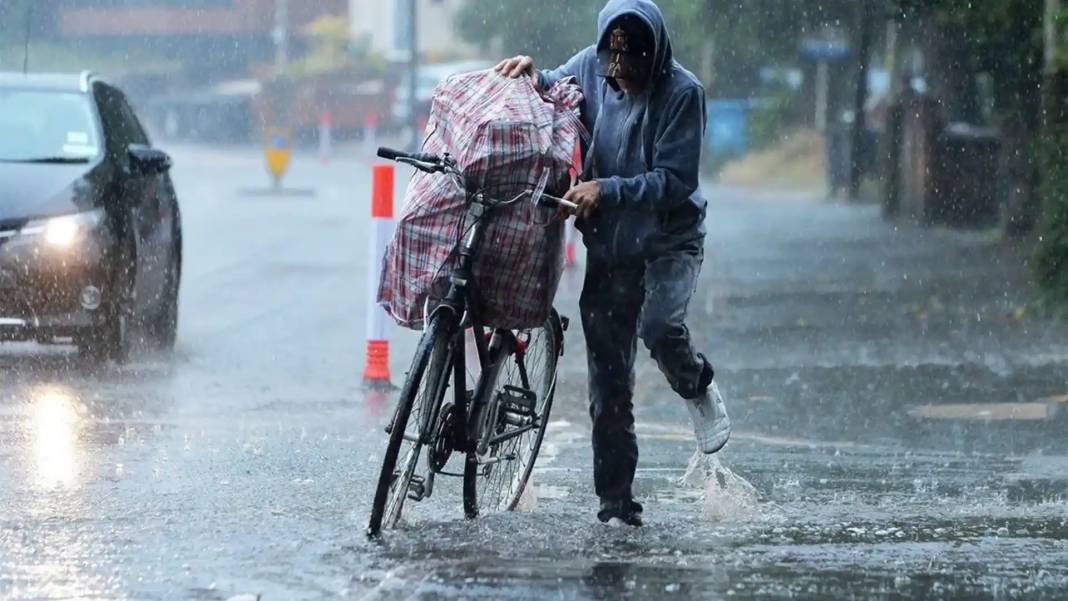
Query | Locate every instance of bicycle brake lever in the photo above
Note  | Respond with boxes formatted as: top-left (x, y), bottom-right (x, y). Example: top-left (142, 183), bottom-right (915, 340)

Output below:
top-left (397, 157), bottom-right (442, 173)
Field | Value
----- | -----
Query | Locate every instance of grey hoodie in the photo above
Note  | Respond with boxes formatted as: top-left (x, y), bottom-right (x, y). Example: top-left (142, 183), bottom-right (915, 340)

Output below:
top-left (539, 0), bottom-right (707, 260)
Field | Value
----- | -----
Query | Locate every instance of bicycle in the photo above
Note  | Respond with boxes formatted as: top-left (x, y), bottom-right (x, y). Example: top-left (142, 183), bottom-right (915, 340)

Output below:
top-left (367, 146), bottom-right (578, 538)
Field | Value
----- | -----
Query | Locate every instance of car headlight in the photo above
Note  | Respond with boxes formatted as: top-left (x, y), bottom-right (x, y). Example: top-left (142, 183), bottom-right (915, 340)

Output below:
top-left (20, 209), bottom-right (106, 248)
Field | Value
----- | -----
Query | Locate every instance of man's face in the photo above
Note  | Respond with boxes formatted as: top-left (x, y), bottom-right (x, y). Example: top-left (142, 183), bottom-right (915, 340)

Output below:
top-left (597, 15), bottom-right (654, 93)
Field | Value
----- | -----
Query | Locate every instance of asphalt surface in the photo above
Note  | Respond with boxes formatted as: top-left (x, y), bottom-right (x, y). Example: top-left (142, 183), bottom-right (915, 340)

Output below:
top-left (2, 145), bottom-right (1067, 600)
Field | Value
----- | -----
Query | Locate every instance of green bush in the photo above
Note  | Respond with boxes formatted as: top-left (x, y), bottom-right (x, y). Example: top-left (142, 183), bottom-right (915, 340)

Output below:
top-left (1032, 7), bottom-right (1068, 308)
top-left (748, 94), bottom-right (796, 153)
top-left (1034, 124), bottom-right (1068, 308)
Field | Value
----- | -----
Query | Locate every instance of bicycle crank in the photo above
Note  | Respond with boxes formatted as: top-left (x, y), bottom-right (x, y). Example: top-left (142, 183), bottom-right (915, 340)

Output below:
top-left (429, 402), bottom-right (459, 472)
top-left (404, 473), bottom-right (434, 502)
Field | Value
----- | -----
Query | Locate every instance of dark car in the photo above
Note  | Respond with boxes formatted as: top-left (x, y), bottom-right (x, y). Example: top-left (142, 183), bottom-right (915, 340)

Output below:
top-left (0, 71), bottom-right (182, 361)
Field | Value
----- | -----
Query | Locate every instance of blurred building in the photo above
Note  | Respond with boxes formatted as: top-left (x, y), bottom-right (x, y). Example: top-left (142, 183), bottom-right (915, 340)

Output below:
top-left (348, 0), bottom-right (477, 61)
top-left (49, 0), bottom-right (348, 83)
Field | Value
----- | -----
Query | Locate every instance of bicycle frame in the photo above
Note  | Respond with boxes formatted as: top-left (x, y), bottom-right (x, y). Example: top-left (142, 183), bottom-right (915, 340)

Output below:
top-left (401, 192), bottom-right (524, 458)
top-left (380, 147), bottom-right (566, 464)
top-left (370, 146), bottom-right (571, 532)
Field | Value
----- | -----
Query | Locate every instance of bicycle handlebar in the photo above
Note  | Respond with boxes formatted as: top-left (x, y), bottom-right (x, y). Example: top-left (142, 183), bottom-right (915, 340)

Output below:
top-left (379, 146), bottom-right (579, 214)
top-left (538, 193), bottom-right (579, 212)
top-left (377, 147), bottom-right (440, 165)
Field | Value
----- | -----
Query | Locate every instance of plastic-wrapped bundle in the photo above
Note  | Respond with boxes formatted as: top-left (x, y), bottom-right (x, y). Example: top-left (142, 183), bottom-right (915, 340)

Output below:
top-left (378, 71), bottom-right (584, 330)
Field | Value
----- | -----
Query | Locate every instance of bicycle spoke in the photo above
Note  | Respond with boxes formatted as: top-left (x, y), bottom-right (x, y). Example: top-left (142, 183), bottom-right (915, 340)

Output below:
top-left (382, 332), bottom-right (452, 528)
top-left (474, 316), bottom-right (558, 512)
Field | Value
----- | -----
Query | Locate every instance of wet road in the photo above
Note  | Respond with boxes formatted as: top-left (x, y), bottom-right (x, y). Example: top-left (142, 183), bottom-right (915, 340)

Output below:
top-left (2, 146), bottom-right (1067, 600)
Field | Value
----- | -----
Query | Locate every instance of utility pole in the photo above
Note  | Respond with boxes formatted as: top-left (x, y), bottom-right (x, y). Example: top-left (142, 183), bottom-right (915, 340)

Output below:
top-left (848, 0), bottom-right (875, 200)
top-left (23, 3), bottom-right (33, 74)
top-left (407, 0), bottom-right (420, 150)
top-left (814, 60), bottom-right (829, 133)
top-left (273, 0), bottom-right (289, 74)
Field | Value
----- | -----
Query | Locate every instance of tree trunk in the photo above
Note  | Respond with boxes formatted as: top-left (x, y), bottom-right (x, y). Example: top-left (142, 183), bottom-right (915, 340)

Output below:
top-left (1041, 0), bottom-right (1068, 223)
top-left (1044, 0), bottom-right (1066, 131)
top-left (918, 18), bottom-right (980, 124)
top-left (1002, 123), bottom-right (1040, 235)
top-left (849, 0), bottom-right (875, 200)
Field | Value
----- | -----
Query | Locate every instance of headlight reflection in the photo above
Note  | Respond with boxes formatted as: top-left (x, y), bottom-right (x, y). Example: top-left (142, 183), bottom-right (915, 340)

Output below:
top-left (30, 385), bottom-right (84, 490)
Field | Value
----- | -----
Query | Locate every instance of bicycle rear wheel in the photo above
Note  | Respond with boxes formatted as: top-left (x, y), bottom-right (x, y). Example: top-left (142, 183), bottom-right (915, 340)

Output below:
top-left (464, 310), bottom-right (562, 514)
top-left (367, 314), bottom-right (453, 537)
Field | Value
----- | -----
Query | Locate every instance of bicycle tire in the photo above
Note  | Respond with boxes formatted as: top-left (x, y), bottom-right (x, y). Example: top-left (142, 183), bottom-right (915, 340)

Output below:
top-left (463, 310), bottom-right (563, 516)
top-left (367, 314), bottom-right (452, 537)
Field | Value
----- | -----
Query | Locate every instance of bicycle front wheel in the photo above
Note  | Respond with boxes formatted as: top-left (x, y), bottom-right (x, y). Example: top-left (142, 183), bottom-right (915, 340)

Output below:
top-left (464, 310), bottom-right (563, 514)
top-left (367, 313), bottom-right (453, 537)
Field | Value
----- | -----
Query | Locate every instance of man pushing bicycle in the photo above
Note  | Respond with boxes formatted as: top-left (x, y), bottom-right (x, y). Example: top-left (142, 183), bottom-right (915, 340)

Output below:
top-left (496, 0), bottom-right (731, 527)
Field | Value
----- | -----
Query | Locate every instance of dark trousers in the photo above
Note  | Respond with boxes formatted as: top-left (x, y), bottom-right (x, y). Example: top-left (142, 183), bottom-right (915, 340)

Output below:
top-left (580, 244), bottom-right (712, 503)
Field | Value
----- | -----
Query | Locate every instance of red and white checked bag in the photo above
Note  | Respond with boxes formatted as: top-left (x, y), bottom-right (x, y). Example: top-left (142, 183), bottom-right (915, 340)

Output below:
top-left (378, 71), bottom-right (585, 330)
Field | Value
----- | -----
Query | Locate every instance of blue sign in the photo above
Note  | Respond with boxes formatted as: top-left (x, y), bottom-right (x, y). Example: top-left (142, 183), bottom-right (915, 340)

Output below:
top-left (800, 39), bottom-right (851, 61)
top-left (706, 100), bottom-right (750, 157)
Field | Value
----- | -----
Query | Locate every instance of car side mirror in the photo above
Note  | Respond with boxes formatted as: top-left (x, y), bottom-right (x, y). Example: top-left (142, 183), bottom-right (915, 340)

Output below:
top-left (128, 144), bottom-right (172, 175)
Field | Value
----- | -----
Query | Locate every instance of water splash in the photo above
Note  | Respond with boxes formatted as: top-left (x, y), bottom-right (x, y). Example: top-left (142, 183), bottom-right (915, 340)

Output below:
top-left (677, 450), bottom-right (762, 520)
top-left (515, 473), bottom-right (538, 512)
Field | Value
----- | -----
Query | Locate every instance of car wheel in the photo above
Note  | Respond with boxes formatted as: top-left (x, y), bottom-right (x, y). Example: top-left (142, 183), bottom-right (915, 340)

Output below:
top-left (147, 249), bottom-right (180, 351)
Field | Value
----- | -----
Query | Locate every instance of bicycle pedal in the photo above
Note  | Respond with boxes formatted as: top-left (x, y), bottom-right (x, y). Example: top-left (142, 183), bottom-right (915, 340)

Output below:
top-left (499, 386), bottom-right (536, 418)
top-left (407, 475), bottom-right (428, 502)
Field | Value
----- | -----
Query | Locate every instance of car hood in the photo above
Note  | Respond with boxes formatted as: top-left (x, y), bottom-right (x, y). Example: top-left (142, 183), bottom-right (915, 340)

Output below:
top-left (0, 161), bottom-right (104, 223)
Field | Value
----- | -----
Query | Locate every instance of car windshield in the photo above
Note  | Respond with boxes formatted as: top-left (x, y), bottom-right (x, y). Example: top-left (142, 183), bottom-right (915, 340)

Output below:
top-left (0, 90), bottom-right (101, 162)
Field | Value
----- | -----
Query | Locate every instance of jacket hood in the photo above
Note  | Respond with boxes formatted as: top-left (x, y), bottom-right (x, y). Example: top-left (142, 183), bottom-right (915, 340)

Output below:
top-left (597, 0), bottom-right (673, 86)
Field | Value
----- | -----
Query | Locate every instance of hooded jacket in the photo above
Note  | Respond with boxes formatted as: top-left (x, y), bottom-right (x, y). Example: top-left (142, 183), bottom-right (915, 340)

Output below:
top-left (539, 0), bottom-right (707, 260)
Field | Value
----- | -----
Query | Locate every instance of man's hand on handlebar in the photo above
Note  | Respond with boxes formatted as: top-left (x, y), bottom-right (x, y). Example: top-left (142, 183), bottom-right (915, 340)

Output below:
top-left (564, 180), bottom-right (601, 220)
top-left (495, 55), bottom-right (536, 79)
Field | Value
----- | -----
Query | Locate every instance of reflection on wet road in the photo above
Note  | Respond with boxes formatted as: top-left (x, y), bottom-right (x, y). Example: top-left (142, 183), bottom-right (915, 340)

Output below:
top-left (1, 147), bottom-right (1067, 599)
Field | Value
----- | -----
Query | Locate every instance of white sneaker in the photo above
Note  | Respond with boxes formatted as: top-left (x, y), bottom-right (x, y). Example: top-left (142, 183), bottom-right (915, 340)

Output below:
top-left (686, 380), bottom-right (731, 454)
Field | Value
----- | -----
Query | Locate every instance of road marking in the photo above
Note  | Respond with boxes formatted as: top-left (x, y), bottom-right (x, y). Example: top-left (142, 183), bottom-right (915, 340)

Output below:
top-left (560, 419), bottom-right (908, 452)
top-left (534, 466), bottom-right (686, 474)
top-left (636, 421), bottom-right (880, 451)
top-left (908, 401), bottom-right (1066, 421)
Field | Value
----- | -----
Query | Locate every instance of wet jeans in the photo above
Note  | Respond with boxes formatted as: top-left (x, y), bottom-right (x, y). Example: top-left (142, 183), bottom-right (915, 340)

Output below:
top-left (579, 242), bottom-right (713, 503)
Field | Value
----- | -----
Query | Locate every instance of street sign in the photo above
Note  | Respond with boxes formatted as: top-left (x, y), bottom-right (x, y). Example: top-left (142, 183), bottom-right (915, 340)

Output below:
top-left (264, 128), bottom-right (292, 189)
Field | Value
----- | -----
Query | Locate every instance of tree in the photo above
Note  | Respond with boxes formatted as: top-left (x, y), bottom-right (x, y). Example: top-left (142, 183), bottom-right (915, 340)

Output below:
top-left (890, 0), bottom-right (1068, 302)
top-left (894, 0), bottom-right (1044, 229)
top-left (455, 0), bottom-right (858, 98)
top-left (287, 15), bottom-right (357, 76)
top-left (455, 0), bottom-right (601, 69)
top-left (1034, 0), bottom-right (1068, 304)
